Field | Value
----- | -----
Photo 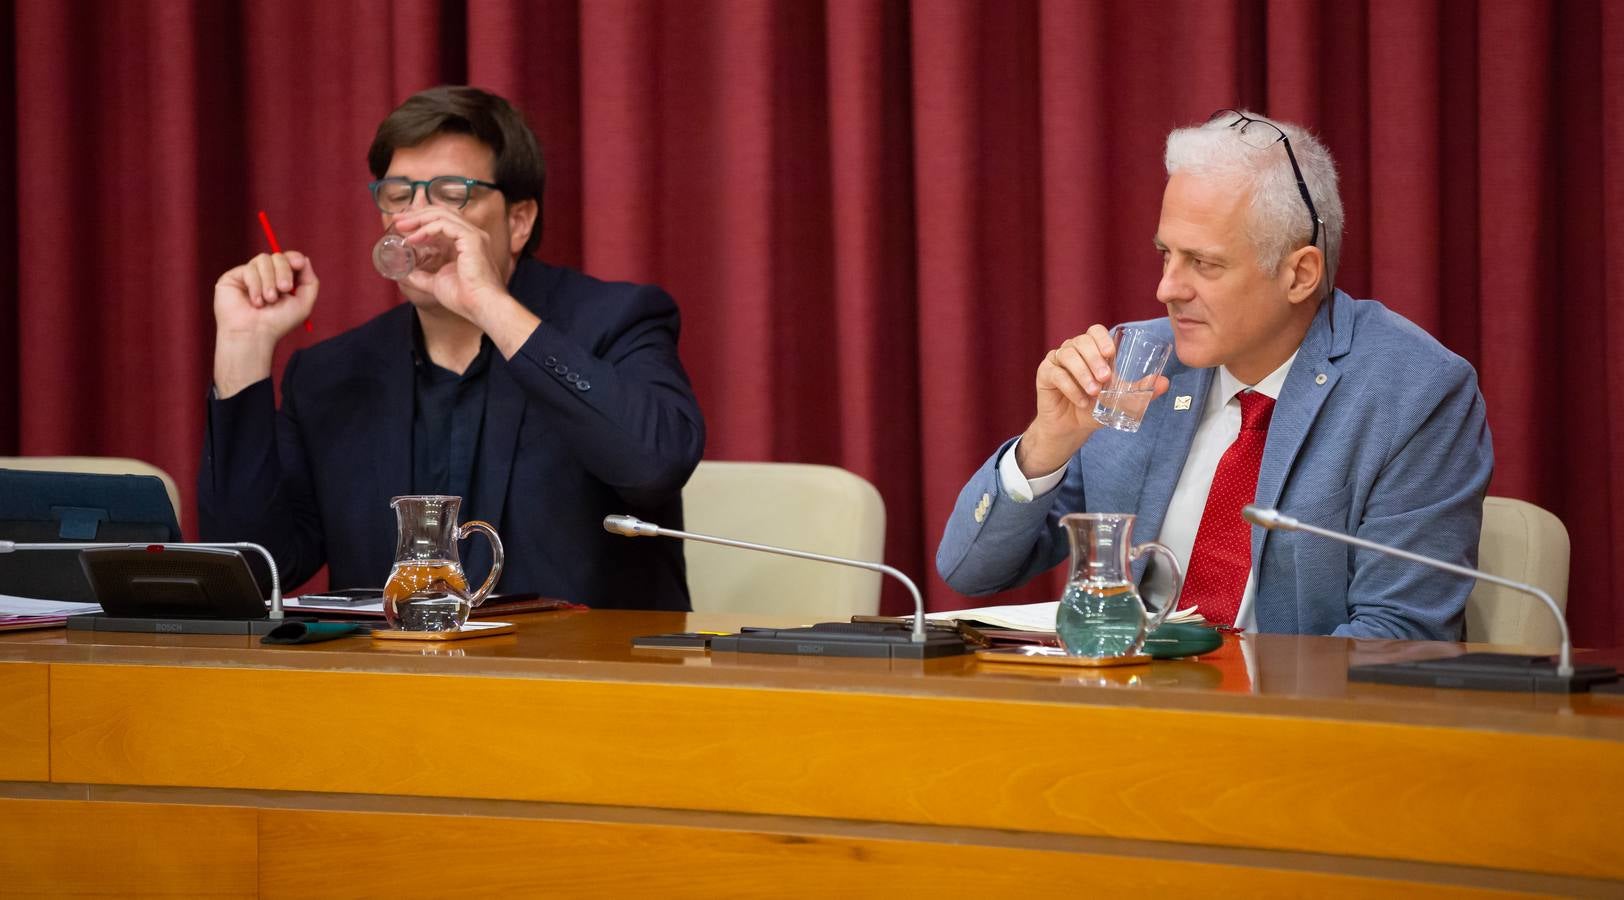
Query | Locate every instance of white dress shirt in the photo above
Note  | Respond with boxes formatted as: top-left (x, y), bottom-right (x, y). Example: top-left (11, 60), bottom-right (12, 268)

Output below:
top-left (999, 353), bottom-right (1297, 631)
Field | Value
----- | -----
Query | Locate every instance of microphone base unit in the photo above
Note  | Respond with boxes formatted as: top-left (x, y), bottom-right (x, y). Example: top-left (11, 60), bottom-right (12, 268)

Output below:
top-left (708, 622), bottom-right (974, 660)
top-left (1349, 652), bottom-right (1619, 694)
top-left (66, 614), bottom-right (315, 636)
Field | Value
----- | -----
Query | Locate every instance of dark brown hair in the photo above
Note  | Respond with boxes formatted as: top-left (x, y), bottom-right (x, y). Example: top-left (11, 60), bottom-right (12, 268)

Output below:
top-left (368, 85), bottom-right (545, 257)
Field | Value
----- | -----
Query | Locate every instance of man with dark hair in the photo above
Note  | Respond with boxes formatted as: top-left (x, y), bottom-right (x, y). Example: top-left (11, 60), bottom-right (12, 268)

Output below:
top-left (367, 86), bottom-right (548, 258)
top-left (199, 85), bottom-right (705, 610)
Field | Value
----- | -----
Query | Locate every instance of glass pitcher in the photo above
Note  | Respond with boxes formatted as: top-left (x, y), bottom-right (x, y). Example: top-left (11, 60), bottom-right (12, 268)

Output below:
top-left (1055, 512), bottom-right (1183, 658)
top-left (383, 495), bottom-right (504, 630)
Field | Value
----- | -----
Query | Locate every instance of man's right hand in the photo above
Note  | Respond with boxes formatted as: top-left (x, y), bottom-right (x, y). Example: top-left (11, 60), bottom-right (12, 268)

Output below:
top-left (212, 252), bottom-right (319, 398)
top-left (1014, 324), bottom-right (1166, 478)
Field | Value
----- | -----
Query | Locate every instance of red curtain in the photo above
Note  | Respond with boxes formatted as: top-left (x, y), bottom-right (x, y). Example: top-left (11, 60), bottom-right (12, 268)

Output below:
top-left (5, 0), bottom-right (1622, 645)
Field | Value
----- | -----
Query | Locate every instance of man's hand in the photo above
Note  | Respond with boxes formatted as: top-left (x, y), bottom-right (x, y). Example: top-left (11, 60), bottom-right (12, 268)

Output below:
top-left (1014, 325), bottom-right (1169, 477)
top-left (391, 207), bottom-right (511, 322)
top-left (212, 252), bottom-right (318, 397)
top-left (389, 207), bottom-right (542, 358)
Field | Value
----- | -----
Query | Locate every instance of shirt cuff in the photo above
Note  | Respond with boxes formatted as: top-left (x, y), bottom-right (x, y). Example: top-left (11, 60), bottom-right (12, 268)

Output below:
top-left (997, 437), bottom-right (1068, 503)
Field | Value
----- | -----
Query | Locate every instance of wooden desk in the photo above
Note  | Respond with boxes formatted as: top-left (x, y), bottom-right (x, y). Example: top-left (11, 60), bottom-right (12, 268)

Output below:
top-left (1, 611), bottom-right (1620, 897)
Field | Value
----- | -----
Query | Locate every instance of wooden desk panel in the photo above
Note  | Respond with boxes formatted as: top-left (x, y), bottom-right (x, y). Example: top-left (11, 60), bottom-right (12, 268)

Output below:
top-left (0, 662), bottom-right (48, 781)
top-left (0, 798), bottom-right (256, 896)
top-left (9, 611), bottom-right (1622, 736)
top-left (1, 783), bottom-right (1587, 897)
top-left (6, 611), bottom-right (1624, 892)
top-left (46, 658), bottom-right (1624, 880)
top-left (256, 808), bottom-right (1534, 899)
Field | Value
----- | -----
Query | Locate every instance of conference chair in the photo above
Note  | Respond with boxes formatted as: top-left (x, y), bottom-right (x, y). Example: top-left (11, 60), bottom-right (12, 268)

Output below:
top-left (0, 456), bottom-right (183, 528)
top-left (1465, 496), bottom-right (1570, 649)
top-left (681, 461), bottom-right (886, 619)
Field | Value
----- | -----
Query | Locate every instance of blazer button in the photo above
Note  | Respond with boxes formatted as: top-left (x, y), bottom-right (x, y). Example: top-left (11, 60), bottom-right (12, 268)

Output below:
top-left (576, 380), bottom-right (591, 391)
top-left (544, 355), bottom-right (558, 367)
top-left (554, 364), bottom-right (569, 376)
top-left (565, 372), bottom-right (579, 383)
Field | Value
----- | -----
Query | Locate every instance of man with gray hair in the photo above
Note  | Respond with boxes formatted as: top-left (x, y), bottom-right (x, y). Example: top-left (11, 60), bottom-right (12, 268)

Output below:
top-left (936, 109), bottom-right (1493, 640)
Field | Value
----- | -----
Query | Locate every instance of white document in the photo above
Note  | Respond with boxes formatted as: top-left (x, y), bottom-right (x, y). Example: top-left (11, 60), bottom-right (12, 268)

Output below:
top-left (926, 600), bottom-right (1063, 631)
top-left (925, 600), bottom-right (1204, 632)
top-left (282, 596), bottom-right (386, 614)
top-left (0, 595), bottom-right (104, 617)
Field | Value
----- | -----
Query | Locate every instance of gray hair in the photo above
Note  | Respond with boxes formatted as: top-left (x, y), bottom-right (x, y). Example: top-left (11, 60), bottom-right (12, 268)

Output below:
top-left (1164, 110), bottom-right (1343, 295)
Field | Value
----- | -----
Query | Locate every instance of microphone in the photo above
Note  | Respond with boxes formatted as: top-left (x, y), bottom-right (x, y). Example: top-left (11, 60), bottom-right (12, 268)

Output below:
top-left (602, 514), bottom-right (658, 538)
top-left (604, 514), bottom-right (930, 644)
top-left (1241, 504), bottom-right (1576, 680)
top-left (0, 540), bottom-right (286, 620)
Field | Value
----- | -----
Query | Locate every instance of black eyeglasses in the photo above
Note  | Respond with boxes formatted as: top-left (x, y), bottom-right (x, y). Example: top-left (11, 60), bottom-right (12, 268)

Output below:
top-left (368, 175), bottom-right (502, 214)
top-left (1209, 109), bottom-right (1323, 249)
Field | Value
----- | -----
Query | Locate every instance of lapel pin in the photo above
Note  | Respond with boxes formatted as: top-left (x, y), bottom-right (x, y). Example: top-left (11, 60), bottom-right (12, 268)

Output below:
top-left (1173, 395), bottom-right (1192, 411)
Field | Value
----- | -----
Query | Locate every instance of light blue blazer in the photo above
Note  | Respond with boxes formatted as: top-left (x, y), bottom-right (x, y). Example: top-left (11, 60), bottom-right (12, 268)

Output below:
top-left (935, 291), bottom-right (1494, 640)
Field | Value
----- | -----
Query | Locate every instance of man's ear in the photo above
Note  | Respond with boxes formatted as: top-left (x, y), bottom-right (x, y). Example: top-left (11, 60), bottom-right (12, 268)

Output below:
top-left (506, 198), bottom-right (539, 257)
top-left (1283, 245), bottom-right (1325, 304)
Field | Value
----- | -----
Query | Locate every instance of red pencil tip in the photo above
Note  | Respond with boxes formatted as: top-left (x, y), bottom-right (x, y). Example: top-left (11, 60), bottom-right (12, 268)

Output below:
top-left (256, 209), bottom-right (284, 254)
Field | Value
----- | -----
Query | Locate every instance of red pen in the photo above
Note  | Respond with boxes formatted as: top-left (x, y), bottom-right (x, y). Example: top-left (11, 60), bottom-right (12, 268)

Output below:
top-left (256, 210), bottom-right (312, 333)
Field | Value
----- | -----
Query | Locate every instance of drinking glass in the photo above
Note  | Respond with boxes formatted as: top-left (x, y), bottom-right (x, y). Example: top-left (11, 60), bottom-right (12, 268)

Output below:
top-left (1092, 325), bottom-right (1173, 433)
top-left (372, 232), bottom-right (450, 281)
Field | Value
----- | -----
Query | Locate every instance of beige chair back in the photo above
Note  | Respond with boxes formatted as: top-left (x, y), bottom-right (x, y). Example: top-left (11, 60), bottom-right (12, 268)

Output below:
top-left (0, 456), bottom-right (183, 528)
top-left (1465, 496), bottom-right (1569, 649)
top-left (681, 461), bottom-right (886, 619)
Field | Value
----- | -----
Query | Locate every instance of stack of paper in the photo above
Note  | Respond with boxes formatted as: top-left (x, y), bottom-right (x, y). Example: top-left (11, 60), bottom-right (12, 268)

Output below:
top-left (0, 595), bottom-right (103, 617)
top-left (282, 596), bottom-right (387, 615)
top-left (0, 594), bottom-right (103, 632)
top-left (925, 600), bottom-right (1204, 633)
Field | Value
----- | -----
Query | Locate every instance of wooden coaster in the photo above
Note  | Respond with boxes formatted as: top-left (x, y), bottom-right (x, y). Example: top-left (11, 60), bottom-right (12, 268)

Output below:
top-left (370, 621), bottom-right (516, 641)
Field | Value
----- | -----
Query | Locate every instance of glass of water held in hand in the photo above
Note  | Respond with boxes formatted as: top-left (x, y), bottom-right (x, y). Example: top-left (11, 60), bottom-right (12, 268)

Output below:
top-left (372, 231), bottom-right (451, 281)
top-left (1092, 325), bottom-right (1173, 433)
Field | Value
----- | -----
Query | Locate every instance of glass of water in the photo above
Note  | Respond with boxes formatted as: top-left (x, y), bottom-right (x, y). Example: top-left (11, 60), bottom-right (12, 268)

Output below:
top-left (372, 231), bottom-right (450, 281)
top-left (1092, 325), bottom-right (1173, 433)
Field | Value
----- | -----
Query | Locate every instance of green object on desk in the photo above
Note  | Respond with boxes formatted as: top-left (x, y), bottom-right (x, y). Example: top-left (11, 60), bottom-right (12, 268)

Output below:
top-left (260, 621), bottom-right (366, 645)
top-left (1142, 622), bottom-right (1224, 659)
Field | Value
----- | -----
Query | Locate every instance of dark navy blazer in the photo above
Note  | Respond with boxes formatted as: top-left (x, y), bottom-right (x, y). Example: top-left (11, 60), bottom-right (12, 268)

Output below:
top-left (199, 259), bottom-right (705, 610)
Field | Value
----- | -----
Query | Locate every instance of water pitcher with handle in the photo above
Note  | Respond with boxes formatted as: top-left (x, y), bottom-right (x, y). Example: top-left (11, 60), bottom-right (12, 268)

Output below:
top-left (383, 495), bottom-right (504, 630)
top-left (1055, 512), bottom-right (1183, 659)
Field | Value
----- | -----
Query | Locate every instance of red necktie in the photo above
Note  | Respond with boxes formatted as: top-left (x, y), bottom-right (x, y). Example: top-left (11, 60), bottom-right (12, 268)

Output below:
top-left (1179, 391), bottom-right (1276, 627)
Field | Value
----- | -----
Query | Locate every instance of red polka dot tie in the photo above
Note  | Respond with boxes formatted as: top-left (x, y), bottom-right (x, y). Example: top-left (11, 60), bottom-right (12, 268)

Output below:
top-left (1179, 391), bottom-right (1276, 627)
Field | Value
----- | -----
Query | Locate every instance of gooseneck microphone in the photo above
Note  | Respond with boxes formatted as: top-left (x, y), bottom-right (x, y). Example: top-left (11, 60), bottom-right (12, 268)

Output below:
top-left (1241, 505), bottom-right (1573, 678)
top-left (604, 514), bottom-right (929, 644)
top-left (0, 540), bottom-right (286, 620)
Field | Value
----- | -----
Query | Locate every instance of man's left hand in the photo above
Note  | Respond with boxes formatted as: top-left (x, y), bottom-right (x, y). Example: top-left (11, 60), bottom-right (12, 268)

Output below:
top-left (392, 207), bottom-right (512, 323)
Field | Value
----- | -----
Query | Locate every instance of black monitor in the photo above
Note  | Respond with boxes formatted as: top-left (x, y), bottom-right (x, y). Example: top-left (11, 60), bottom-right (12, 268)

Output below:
top-left (0, 468), bottom-right (181, 601)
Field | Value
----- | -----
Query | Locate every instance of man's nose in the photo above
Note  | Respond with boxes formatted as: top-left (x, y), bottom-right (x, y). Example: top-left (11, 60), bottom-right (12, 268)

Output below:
top-left (1156, 260), bottom-right (1193, 305)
